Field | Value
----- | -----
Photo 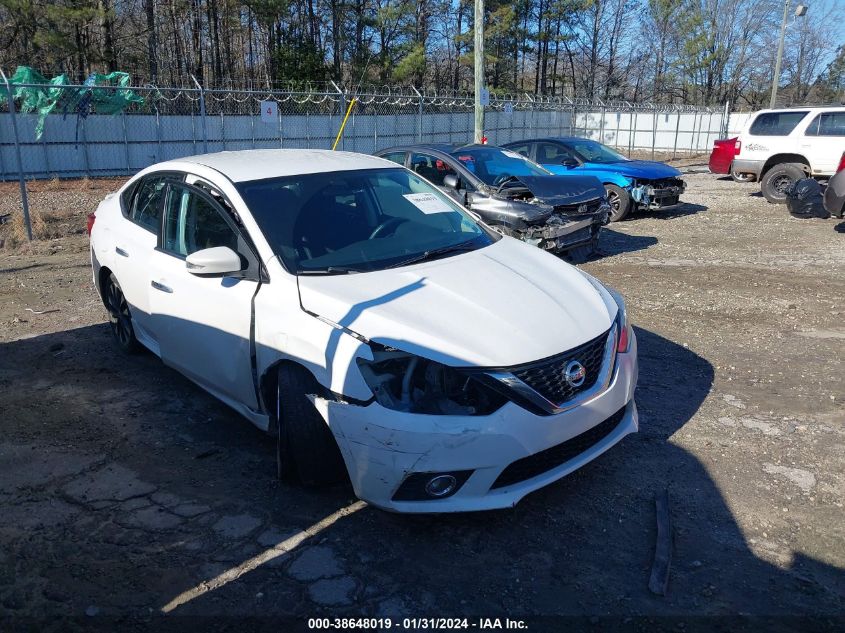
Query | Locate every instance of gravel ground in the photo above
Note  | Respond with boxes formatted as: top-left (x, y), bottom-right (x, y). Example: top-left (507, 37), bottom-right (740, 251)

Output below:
top-left (0, 171), bottom-right (843, 628)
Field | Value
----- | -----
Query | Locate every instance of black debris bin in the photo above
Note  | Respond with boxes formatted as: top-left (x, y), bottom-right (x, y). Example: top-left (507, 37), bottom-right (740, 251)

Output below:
top-left (785, 178), bottom-right (830, 219)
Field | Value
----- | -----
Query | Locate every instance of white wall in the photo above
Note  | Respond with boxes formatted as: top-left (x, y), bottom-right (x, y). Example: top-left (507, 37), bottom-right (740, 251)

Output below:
top-left (0, 107), bottom-right (727, 180)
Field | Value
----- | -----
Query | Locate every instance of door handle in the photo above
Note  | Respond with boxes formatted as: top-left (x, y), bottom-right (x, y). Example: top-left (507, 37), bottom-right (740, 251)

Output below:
top-left (151, 280), bottom-right (173, 293)
top-left (115, 246), bottom-right (129, 257)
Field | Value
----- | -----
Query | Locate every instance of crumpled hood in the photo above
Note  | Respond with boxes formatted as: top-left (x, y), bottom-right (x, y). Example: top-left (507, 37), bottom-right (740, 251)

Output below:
top-left (511, 174), bottom-right (606, 206)
top-left (297, 238), bottom-right (614, 367)
top-left (595, 160), bottom-right (682, 180)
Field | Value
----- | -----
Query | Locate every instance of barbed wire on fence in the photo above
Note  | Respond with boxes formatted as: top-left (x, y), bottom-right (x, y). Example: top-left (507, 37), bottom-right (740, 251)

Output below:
top-left (1, 75), bottom-right (730, 189)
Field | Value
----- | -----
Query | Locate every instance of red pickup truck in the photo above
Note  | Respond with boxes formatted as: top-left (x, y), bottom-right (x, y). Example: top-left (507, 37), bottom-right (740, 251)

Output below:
top-left (709, 137), bottom-right (754, 182)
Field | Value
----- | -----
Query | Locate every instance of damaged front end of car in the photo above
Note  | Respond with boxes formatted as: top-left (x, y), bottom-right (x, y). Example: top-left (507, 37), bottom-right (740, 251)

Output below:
top-left (629, 177), bottom-right (686, 210)
top-left (469, 174), bottom-right (610, 253)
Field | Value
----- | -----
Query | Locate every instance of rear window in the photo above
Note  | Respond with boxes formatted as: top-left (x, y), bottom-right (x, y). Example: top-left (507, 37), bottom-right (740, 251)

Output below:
top-left (805, 112), bottom-right (845, 137)
top-left (749, 111), bottom-right (809, 136)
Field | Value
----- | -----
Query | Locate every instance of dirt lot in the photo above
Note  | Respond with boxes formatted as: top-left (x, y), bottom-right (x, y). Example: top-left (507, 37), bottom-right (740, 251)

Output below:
top-left (0, 171), bottom-right (843, 628)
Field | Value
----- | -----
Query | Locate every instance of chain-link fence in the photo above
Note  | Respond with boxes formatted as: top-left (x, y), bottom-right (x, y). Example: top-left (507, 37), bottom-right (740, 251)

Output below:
top-left (1, 77), bottom-right (730, 181)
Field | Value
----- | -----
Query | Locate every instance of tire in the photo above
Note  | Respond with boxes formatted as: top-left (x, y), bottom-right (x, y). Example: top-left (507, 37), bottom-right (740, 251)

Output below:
top-left (104, 273), bottom-right (140, 354)
top-left (761, 163), bottom-right (806, 204)
top-left (605, 184), bottom-right (631, 222)
top-left (730, 169), bottom-right (755, 183)
top-left (276, 364), bottom-right (347, 487)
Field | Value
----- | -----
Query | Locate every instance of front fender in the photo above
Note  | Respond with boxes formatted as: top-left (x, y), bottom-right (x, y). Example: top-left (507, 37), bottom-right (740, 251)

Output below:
top-left (600, 172), bottom-right (634, 188)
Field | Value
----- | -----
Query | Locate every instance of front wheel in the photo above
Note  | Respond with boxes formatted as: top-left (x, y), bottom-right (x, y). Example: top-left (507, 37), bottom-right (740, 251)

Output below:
top-left (104, 273), bottom-right (140, 354)
top-left (275, 364), bottom-right (347, 487)
top-left (605, 184), bottom-right (631, 222)
top-left (761, 163), bottom-right (806, 204)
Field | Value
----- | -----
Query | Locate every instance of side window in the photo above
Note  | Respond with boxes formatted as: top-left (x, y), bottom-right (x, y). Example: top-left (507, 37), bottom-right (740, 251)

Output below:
top-left (536, 142), bottom-right (574, 164)
top-left (130, 177), bottom-right (168, 233)
top-left (380, 152), bottom-right (406, 166)
top-left (409, 152), bottom-right (457, 187)
top-left (806, 112), bottom-right (845, 137)
top-left (162, 184), bottom-right (238, 257)
top-left (749, 111), bottom-right (809, 136)
top-left (507, 143), bottom-right (531, 158)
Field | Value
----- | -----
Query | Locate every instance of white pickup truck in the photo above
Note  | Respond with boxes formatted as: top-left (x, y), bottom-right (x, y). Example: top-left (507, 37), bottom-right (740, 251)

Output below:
top-left (732, 107), bottom-right (845, 203)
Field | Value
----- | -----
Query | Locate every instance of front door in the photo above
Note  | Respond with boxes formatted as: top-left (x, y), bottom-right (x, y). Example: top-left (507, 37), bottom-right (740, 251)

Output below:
top-left (148, 181), bottom-right (259, 410)
top-left (802, 111), bottom-right (845, 174)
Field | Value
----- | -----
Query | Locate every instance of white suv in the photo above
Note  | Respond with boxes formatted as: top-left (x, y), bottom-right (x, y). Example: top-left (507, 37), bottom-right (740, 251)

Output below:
top-left (732, 107), bottom-right (845, 203)
top-left (87, 149), bottom-right (638, 513)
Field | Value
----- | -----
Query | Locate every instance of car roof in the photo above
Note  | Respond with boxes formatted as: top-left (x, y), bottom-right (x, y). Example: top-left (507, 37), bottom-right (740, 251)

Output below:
top-left (379, 143), bottom-right (503, 155)
top-left (753, 107), bottom-right (845, 115)
top-left (505, 137), bottom-right (591, 145)
top-left (157, 149), bottom-right (397, 183)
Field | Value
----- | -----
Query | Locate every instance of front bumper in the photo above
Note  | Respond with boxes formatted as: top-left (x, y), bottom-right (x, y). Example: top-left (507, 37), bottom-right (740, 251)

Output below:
top-left (320, 332), bottom-right (638, 513)
top-left (518, 208), bottom-right (608, 253)
top-left (632, 181), bottom-right (686, 210)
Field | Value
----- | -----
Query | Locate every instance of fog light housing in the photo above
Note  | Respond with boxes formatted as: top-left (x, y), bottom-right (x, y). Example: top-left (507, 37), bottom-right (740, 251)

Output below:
top-left (425, 475), bottom-right (457, 497)
top-left (392, 470), bottom-right (473, 501)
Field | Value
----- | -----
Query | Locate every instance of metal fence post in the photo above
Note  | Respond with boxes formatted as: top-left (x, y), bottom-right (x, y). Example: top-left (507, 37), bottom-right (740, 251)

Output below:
top-left (672, 109), bottom-right (681, 159)
top-left (412, 86), bottom-right (423, 142)
top-left (689, 111), bottom-right (698, 153)
top-left (651, 106), bottom-right (658, 160)
top-left (1, 69), bottom-right (33, 240)
top-left (190, 75), bottom-right (209, 153)
top-left (121, 111), bottom-right (131, 175)
top-left (331, 81), bottom-right (345, 150)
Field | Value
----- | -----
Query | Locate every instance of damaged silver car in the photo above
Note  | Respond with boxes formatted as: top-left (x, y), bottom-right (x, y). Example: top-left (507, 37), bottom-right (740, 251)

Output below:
top-left (376, 144), bottom-right (610, 260)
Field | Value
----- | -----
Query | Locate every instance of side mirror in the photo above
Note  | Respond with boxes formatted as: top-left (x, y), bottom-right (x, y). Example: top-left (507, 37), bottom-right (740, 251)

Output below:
top-left (443, 174), bottom-right (460, 189)
top-left (185, 246), bottom-right (243, 276)
top-left (561, 157), bottom-right (579, 167)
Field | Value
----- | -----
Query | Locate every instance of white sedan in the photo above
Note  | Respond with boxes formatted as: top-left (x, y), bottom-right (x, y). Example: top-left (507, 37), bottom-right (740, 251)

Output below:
top-left (88, 149), bottom-right (638, 513)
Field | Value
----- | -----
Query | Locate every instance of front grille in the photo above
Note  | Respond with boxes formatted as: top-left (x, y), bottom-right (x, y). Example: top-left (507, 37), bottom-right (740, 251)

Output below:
top-left (511, 328), bottom-right (610, 405)
top-left (553, 198), bottom-right (604, 215)
top-left (490, 406), bottom-right (627, 489)
top-left (648, 177), bottom-right (685, 191)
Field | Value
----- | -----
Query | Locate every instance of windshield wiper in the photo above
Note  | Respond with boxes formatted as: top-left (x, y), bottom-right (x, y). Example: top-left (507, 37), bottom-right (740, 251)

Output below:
top-left (297, 266), bottom-right (362, 275)
top-left (385, 242), bottom-right (477, 269)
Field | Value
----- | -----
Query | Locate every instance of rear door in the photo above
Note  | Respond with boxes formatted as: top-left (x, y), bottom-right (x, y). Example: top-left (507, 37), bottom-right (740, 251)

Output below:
top-left (111, 173), bottom-right (177, 351)
top-left (802, 111), bottom-right (845, 174)
top-left (147, 181), bottom-right (261, 409)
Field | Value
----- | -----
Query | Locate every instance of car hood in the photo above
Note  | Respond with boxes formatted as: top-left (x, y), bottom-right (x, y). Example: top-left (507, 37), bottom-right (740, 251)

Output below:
top-left (510, 174), bottom-right (606, 205)
top-left (297, 238), bottom-right (614, 368)
top-left (590, 160), bottom-right (682, 179)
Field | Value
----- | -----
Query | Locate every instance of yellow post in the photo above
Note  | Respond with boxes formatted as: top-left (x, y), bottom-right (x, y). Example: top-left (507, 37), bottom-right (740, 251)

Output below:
top-left (332, 97), bottom-right (357, 150)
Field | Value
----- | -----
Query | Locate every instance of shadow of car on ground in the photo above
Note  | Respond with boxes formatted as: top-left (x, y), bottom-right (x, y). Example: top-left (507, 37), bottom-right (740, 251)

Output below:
top-left (0, 323), bottom-right (842, 623)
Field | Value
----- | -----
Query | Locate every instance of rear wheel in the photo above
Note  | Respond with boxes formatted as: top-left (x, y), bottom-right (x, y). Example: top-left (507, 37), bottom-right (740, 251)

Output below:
top-left (761, 163), bottom-right (806, 204)
top-left (104, 274), bottom-right (139, 354)
top-left (605, 184), bottom-right (631, 222)
top-left (276, 364), bottom-right (347, 486)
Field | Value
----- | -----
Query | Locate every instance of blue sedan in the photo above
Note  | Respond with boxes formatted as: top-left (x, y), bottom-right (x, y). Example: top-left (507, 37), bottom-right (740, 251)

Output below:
top-left (503, 138), bottom-right (686, 221)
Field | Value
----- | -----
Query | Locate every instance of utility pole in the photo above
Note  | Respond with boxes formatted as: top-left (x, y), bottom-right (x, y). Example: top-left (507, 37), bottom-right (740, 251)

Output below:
top-left (770, 1), bottom-right (807, 108)
top-left (474, 0), bottom-right (484, 142)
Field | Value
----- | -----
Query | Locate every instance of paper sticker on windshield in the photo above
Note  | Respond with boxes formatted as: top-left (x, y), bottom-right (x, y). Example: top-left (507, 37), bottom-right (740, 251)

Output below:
top-left (403, 193), bottom-right (452, 214)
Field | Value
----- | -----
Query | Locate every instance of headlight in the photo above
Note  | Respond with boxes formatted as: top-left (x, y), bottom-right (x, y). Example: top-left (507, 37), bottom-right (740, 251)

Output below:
top-left (356, 346), bottom-right (507, 415)
top-left (606, 287), bottom-right (631, 353)
top-left (578, 270), bottom-right (631, 354)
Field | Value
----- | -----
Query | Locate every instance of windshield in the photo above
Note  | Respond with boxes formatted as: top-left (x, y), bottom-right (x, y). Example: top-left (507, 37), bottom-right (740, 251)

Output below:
top-left (237, 168), bottom-right (495, 274)
top-left (450, 147), bottom-right (551, 186)
top-left (567, 140), bottom-right (628, 164)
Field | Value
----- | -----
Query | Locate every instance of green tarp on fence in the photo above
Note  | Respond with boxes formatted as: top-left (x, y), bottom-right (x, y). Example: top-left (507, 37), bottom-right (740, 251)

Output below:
top-left (0, 66), bottom-right (144, 139)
